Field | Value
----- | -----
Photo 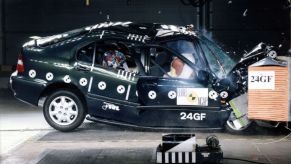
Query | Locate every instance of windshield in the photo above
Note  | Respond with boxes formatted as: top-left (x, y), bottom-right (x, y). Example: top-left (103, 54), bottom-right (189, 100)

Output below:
top-left (198, 36), bottom-right (235, 78)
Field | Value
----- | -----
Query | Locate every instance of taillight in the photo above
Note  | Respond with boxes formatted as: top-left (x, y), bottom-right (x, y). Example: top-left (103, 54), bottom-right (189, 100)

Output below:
top-left (16, 54), bottom-right (24, 73)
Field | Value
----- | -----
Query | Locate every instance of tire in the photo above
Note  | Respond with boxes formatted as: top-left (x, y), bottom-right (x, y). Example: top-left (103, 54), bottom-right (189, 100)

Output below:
top-left (43, 90), bottom-right (86, 132)
top-left (225, 120), bottom-right (254, 134)
top-left (224, 112), bottom-right (255, 134)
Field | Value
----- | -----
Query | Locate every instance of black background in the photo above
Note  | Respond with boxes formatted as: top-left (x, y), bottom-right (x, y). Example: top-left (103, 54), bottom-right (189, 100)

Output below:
top-left (0, 0), bottom-right (290, 65)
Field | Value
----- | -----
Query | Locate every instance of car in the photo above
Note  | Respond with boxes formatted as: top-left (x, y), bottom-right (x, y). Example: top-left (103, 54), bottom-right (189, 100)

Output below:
top-left (10, 21), bottom-right (278, 132)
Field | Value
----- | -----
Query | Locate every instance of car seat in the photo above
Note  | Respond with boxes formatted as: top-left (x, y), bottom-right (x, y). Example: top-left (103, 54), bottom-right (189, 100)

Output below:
top-left (149, 51), bottom-right (171, 76)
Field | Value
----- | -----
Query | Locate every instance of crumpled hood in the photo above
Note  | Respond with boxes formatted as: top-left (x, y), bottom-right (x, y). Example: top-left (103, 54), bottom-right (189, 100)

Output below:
top-left (235, 42), bottom-right (278, 68)
top-left (240, 42), bottom-right (267, 63)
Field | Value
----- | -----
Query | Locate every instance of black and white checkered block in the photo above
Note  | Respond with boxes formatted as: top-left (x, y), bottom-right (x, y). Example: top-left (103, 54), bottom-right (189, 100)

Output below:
top-left (156, 134), bottom-right (196, 164)
top-left (156, 151), bottom-right (196, 164)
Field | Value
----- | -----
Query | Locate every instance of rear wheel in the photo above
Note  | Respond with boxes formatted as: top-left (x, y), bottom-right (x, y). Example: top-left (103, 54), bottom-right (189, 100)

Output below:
top-left (43, 90), bottom-right (86, 132)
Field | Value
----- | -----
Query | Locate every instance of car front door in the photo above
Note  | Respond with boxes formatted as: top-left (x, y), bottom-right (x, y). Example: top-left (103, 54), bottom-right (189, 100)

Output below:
top-left (135, 42), bottom-right (227, 128)
top-left (137, 42), bottom-right (219, 108)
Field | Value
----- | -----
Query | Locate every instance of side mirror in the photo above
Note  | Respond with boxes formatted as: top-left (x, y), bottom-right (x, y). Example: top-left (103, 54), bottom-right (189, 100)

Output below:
top-left (197, 70), bottom-right (210, 83)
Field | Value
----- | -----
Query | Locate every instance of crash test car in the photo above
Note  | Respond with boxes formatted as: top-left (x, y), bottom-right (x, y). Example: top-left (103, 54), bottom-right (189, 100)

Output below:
top-left (10, 21), bottom-right (278, 132)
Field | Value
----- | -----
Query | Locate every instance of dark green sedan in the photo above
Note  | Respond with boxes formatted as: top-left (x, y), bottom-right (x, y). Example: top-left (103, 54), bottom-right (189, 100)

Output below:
top-left (10, 21), bottom-right (276, 132)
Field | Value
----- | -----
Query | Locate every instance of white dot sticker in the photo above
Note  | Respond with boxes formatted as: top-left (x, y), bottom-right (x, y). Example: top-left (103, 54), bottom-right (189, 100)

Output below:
top-left (209, 90), bottom-right (218, 100)
top-left (220, 91), bottom-right (229, 99)
top-left (148, 90), bottom-right (157, 100)
top-left (168, 91), bottom-right (177, 99)
top-left (46, 72), bottom-right (54, 81)
top-left (63, 75), bottom-right (71, 83)
top-left (79, 78), bottom-right (88, 86)
top-left (98, 81), bottom-right (106, 90)
top-left (117, 85), bottom-right (125, 94)
top-left (29, 70), bottom-right (36, 78)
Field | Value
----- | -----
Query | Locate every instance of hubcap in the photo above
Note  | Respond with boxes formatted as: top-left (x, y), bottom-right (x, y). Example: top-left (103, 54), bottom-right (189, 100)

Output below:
top-left (226, 120), bottom-right (250, 131)
top-left (48, 96), bottom-right (78, 126)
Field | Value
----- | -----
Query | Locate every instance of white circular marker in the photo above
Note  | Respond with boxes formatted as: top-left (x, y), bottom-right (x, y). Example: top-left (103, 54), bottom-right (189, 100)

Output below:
top-left (117, 85), bottom-right (125, 94)
top-left (209, 90), bottom-right (218, 100)
top-left (29, 70), bottom-right (36, 78)
top-left (63, 75), bottom-right (71, 83)
top-left (98, 81), bottom-right (106, 90)
top-left (79, 78), bottom-right (88, 86)
top-left (148, 90), bottom-right (157, 100)
top-left (168, 91), bottom-right (177, 99)
top-left (220, 91), bottom-right (229, 99)
top-left (46, 72), bottom-right (54, 81)
top-left (267, 50), bottom-right (277, 58)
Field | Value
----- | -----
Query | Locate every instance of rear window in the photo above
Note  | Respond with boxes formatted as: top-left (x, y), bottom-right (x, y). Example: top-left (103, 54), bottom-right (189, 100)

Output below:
top-left (76, 43), bottom-right (95, 64)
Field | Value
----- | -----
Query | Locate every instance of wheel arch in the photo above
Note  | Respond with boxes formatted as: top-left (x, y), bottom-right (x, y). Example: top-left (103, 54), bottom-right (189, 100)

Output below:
top-left (38, 82), bottom-right (88, 112)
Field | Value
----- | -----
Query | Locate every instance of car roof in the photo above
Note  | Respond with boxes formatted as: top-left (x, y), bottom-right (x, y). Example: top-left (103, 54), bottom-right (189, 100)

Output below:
top-left (23, 21), bottom-right (198, 49)
top-left (86, 21), bottom-right (197, 38)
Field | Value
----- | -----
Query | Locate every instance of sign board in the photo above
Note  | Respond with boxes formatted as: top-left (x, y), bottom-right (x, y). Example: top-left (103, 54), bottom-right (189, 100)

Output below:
top-left (248, 71), bottom-right (275, 90)
top-left (177, 88), bottom-right (208, 106)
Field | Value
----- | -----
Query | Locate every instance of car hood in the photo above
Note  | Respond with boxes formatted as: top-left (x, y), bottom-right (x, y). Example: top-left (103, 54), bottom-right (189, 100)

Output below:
top-left (232, 42), bottom-right (278, 70)
top-left (240, 42), bottom-right (267, 63)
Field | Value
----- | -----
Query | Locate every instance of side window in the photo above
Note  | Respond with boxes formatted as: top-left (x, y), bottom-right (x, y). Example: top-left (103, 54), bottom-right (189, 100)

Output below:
top-left (93, 41), bottom-right (140, 73)
top-left (145, 48), bottom-right (195, 79)
top-left (165, 40), bottom-right (199, 67)
top-left (76, 42), bottom-right (95, 64)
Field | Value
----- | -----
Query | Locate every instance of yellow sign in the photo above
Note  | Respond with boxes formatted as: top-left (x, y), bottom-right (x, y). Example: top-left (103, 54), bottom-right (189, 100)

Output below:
top-left (186, 91), bottom-right (198, 103)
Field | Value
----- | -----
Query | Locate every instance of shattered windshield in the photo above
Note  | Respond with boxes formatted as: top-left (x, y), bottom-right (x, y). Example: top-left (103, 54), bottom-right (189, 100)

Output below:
top-left (198, 36), bottom-right (236, 78)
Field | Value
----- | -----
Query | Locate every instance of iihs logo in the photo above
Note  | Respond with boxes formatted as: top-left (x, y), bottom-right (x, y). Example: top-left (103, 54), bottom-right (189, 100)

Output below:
top-left (102, 102), bottom-right (120, 111)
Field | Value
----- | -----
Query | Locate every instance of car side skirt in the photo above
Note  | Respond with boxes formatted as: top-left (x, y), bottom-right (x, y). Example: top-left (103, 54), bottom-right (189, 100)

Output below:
top-left (86, 116), bottom-right (224, 131)
top-left (86, 94), bottom-right (230, 129)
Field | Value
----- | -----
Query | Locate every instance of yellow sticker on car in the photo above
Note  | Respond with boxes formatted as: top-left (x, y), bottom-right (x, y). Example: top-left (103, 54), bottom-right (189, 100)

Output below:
top-left (177, 88), bottom-right (208, 106)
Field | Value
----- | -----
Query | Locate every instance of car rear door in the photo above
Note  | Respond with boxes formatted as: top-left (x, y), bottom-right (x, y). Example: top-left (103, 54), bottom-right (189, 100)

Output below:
top-left (84, 40), bottom-right (142, 122)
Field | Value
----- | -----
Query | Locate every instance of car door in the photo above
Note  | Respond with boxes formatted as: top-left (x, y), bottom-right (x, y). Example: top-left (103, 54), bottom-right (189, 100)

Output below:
top-left (137, 43), bottom-right (219, 108)
top-left (84, 40), bottom-right (141, 121)
top-left (135, 43), bottom-right (227, 128)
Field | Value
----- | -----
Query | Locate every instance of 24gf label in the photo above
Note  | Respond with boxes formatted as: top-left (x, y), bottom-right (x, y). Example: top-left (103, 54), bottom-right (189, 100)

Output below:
top-left (180, 112), bottom-right (206, 121)
top-left (250, 75), bottom-right (273, 83)
top-left (248, 71), bottom-right (275, 90)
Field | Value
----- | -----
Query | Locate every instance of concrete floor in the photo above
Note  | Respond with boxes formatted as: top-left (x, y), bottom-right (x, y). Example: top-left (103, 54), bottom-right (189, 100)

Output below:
top-left (0, 88), bottom-right (291, 164)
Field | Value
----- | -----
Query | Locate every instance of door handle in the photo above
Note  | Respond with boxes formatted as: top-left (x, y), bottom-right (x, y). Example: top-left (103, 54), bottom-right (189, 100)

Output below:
top-left (74, 63), bottom-right (91, 71)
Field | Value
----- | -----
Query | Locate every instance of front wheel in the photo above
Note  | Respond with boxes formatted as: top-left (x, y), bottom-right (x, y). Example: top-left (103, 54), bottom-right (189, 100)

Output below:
top-left (225, 112), bottom-right (254, 134)
top-left (43, 90), bottom-right (86, 132)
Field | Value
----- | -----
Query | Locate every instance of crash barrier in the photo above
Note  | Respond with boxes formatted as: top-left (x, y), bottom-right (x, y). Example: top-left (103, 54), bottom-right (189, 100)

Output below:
top-left (156, 134), bottom-right (222, 164)
top-left (248, 57), bottom-right (291, 121)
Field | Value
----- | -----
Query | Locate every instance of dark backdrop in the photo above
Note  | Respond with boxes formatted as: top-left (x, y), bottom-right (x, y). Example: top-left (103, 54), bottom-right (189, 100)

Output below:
top-left (0, 0), bottom-right (290, 65)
